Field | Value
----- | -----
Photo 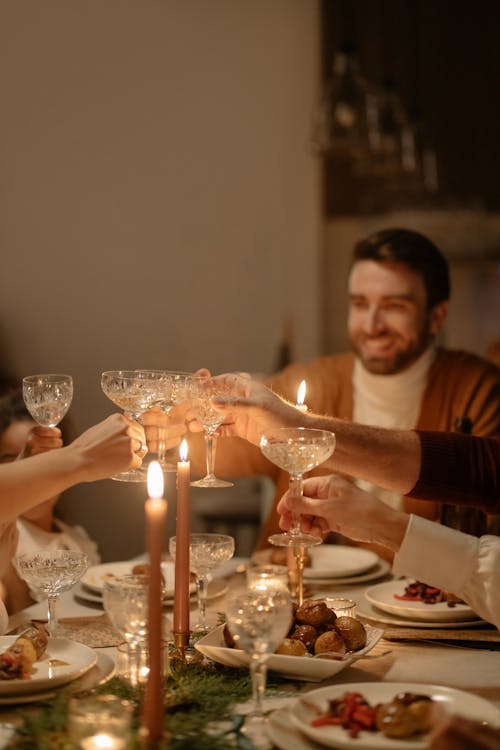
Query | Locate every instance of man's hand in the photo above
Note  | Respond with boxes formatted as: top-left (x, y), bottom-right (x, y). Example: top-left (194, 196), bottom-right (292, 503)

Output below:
top-left (187, 373), bottom-right (307, 446)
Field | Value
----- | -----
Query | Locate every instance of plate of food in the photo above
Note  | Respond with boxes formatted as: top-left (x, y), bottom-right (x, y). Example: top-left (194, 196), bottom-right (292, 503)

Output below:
top-left (0, 626), bottom-right (97, 696)
top-left (357, 598), bottom-right (486, 629)
top-left (365, 580), bottom-right (477, 623)
top-left (288, 682), bottom-right (500, 749)
top-left (195, 598), bottom-right (383, 682)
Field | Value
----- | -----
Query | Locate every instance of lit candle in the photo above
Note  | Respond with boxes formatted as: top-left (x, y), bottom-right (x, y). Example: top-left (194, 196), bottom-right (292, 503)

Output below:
top-left (296, 380), bottom-right (307, 412)
top-left (142, 461), bottom-right (167, 743)
top-left (174, 439), bottom-right (191, 640)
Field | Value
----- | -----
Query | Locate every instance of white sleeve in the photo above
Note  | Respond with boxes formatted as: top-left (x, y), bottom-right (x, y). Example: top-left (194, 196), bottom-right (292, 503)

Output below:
top-left (393, 514), bottom-right (500, 630)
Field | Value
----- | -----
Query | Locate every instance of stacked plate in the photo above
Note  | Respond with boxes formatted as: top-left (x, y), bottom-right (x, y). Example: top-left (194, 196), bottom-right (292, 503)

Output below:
top-left (359, 579), bottom-right (485, 628)
top-left (75, 560), bottom-right (225, 607)
top-left (255, 545), bottom-right (391, 587)
top-left (0, 636), bottom-right (114, 705)
top-left (267, 681), bottom-right (500, 749)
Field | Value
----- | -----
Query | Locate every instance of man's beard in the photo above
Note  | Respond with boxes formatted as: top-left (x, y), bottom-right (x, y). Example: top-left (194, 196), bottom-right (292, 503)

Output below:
top-left (351, 327), bottom-right (433, 375)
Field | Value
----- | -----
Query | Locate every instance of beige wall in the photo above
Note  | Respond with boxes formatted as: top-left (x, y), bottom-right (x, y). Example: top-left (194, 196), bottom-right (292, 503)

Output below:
top-left (0, 1), bottom-right (321, 559)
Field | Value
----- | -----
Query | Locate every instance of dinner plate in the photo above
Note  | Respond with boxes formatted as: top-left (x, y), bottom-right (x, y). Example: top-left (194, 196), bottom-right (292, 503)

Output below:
top-left (305, 559), bottom-right (391, 588)
top-left (81, 560), bottom-right (196, 597)
top-left (75, 576), bottom-right (227, 607)
top-left (0, 637), bottom-right (96, 697)
top-left (0, 650), bottom-right (115, 705)
top-left (365, 580), bottom-right (476, 623)
top-left (252, 549), bottom-right (385, 583)
top-left (289, 681), bottom-right (500, 749)
top-left (357, 598), bottom-right (486, 629)
top-left (303, 546), bottom-right (379, 580)
top-left (195, 624), bottom-right (383, 682)
top-left (268, 706), bottom-right (322, 750)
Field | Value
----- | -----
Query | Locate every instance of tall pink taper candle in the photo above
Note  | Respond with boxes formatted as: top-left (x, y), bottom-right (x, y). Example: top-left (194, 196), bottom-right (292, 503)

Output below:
top-left (142, 461), bottom-right (167, 743)
top-left (174, 439), bottom-right (190, 638)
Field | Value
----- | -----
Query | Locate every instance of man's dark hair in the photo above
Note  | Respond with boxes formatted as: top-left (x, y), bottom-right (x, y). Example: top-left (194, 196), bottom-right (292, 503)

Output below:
top-left (0, 389), bottom-right (30, 435)
top-left (352, 228), bottom-right (451, 308)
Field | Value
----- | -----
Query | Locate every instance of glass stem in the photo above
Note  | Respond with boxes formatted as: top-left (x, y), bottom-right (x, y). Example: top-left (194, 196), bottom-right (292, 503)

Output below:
top-left (204, 432), bottom-right (218, 479)
top-left (196, 574), bottom-right (209, 629)
top-left (249, 653), bottom-right (268, 717)
top-left (47, 595), bottom-right (58, 636)
top-left (157, 424), bottom-right (168, 463)
top-left (288, 473), bottom-right (303, 536)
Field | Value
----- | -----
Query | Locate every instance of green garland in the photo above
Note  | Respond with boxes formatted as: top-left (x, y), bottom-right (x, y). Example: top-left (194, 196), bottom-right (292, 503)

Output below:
top-left (7, 661), bottom-right (293, 750)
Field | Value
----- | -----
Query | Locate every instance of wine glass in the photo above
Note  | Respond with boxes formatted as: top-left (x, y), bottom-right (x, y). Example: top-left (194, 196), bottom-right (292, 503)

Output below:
top-left (101, 370), bottom-right (159, 481)
top-left (15, 549), bottom-right (88, 636)
top-left (260, 427), bottom-right (336, 604)
top-left (102, 575), bottom-right (150, 687)
top-left (169, 532), bottom-right (235, 633)
top-left (22, 373), bottom-right (73, 427)
top-left (136, 369), bottom-right (194, 472)
top-left (225, 589), bottom-right (291, 730)
top-left (188, 376), bottom-right (234, 488)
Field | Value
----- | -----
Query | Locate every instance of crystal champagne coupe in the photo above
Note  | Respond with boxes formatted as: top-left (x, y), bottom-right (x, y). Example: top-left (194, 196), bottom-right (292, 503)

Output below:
top-left (260, 427), bottom-right (336, 604)
top-left (137, 369), bottom-right (194, 472)
top-left (188, 376), bottom-right (234, 488)
top-left (169, 532), bottom-right (235, 633)
top-left (101, 370), bottom-right (159, 481)
top-left (22, 373), bottom-right (73, 427)
top-left (225, 589), bottom-right (291, 731)
top-left (15, 549), bottom-right (88, 636)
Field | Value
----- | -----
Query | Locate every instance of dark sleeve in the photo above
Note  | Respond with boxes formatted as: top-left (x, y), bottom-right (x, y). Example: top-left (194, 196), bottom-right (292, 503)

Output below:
top-left (408, 432), bottom-right (500, 511)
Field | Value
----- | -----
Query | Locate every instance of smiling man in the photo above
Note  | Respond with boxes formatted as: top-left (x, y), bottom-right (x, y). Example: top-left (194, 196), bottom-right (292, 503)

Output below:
top-left (250, 228), bottom-right (500, 549)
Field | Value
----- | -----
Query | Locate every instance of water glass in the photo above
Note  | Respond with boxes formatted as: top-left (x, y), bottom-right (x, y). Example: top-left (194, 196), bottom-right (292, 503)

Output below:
top-left (325, 596), bottom-right (357, 618)
top-left (246, 564), bottom-right (289, 593)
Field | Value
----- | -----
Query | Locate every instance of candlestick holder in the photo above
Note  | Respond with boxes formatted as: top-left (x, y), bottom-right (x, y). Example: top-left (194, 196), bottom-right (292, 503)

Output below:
top-left (170, 631), bottom-right (203, 666)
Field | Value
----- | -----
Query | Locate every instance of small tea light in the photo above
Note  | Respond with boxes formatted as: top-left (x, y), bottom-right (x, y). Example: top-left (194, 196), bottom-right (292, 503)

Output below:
top-left (296, 380), bottom-right (308, 412)
top-left (80, 734), bottom-right (125, 750)
top-left (69, 695), bottom-right (133, 749)
top-left (326, 597), bottom-right (357, 618)
top-left (246, 564), bottom-right (289, 592)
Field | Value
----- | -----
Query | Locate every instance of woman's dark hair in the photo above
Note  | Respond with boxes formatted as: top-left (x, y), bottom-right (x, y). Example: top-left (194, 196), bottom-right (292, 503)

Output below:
top-left (352, 228), bottom-right (451, 308)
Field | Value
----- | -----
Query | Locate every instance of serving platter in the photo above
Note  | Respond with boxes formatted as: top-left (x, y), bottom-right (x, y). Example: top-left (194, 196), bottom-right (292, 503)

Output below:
top-left (195, 624), bottom-right (383, 682)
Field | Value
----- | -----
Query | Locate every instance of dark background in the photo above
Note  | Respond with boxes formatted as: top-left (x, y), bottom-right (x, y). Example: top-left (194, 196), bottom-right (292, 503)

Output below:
top-left (321, 0), bottom-right (500, 215)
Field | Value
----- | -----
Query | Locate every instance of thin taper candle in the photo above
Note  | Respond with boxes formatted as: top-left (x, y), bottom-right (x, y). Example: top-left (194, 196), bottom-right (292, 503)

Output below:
top-left (142, 461), bottom-right (167, 742)
top-left (174, 440), bottom-right (191, 637)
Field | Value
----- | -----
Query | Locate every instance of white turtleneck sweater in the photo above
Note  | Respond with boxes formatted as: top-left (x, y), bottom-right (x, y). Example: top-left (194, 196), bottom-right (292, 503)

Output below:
top-left (353, 345), bottom-right (436, 509)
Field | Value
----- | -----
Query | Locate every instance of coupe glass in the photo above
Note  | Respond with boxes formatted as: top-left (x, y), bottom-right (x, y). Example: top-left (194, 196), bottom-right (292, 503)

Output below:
top-left (102, 574), bottom-right (149, 687)
top-left (260, 427), bottom-right (336, 604)
top-left (22, 373), bottom-right (73, 427)
top-left (169, 532), bottom-right (234, 633)
top-left (136, 369), bottom-right (194, 472)
top-left (15, 549), bottom-right (88, 636)
top-left (225, 589), bottom-right (291, 728)
top-left (101, 370), bottom-right (159, 481)
top-left (188, 376), bottom-right (234, 488)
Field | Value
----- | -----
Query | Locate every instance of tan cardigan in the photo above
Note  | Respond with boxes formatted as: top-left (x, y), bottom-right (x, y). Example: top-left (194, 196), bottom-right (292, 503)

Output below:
top-left (188, 348), bottom-right (500, 551)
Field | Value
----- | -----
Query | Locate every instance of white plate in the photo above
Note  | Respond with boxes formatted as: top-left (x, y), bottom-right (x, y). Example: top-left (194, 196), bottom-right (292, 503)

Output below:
top-left (306, 559), bottom-right (391, 588)
top-left (303, 546), bottom-right (379, 580)
top-left (289, 682), bottom-right (500, 749)
top-left (0, 637), bottom-right (96, 697)
top-left (195, 624), bottom-right (383, 682)
top-left (268, 706), bottom-right (322, 750)
top-left (75, 577), bottom-right (227, 606)
top-left (365, 580), bottom-right (476, 623)
top-left (81, 560), bottom-right (195, 597)
top-left (0, 650), bottom-right (115, 705)
top-left (253, 549), bottom-right (384, 583)
top-left (358, 599), bottom-right (486, 629)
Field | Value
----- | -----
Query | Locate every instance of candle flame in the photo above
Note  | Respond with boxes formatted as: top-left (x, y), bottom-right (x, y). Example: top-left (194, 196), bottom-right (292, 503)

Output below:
top-left (179, 439), bottom-right (189, 462)
top-left (297, 380), bottom-right (306, 406)
top-left (147, 460), bottom-right (164, 498)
